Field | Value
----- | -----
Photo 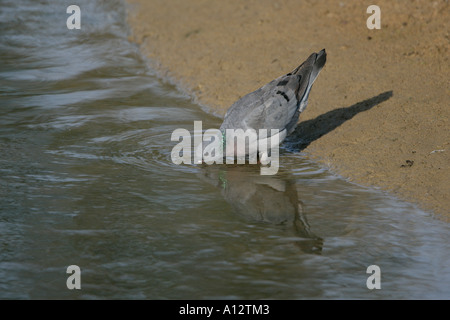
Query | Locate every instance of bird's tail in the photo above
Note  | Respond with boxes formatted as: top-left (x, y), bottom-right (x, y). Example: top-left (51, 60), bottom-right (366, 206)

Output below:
top-left (291, 49), bottom-right (326, 102)
top-left (309, 49), bottom-right (326, 86)
top-left (292, 49), bottom-right (326, 83)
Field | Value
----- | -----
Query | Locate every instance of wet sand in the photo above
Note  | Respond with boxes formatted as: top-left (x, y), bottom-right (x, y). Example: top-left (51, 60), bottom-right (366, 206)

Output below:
top-left (126, 0), bottom-right (449, 220)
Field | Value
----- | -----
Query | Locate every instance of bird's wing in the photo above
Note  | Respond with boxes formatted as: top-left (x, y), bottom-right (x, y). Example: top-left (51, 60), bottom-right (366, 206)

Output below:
top-left (240, 74), bottom-right (302, 132)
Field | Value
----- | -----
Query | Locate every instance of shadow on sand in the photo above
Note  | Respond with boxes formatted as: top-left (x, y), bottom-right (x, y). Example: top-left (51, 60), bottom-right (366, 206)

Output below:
top-left (286, 91), bottom-right (393, 151)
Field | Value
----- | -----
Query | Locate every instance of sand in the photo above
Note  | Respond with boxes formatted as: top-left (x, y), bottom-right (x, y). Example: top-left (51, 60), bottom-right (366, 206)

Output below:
top-left (125, 0), bottom-right (449, 220)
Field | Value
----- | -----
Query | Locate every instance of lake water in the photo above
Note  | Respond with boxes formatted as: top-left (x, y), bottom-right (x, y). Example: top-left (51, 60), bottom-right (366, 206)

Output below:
top-left (0, 0), bottom-right (449, 299)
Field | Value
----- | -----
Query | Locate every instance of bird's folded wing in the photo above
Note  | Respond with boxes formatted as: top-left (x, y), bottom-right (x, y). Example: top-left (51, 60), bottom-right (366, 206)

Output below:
top-left (243, 74), bottom-right (301, 133)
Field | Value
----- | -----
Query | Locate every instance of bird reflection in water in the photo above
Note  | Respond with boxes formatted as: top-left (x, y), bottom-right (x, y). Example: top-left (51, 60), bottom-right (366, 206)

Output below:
top-left (198, 164), bottom-right (323, 254)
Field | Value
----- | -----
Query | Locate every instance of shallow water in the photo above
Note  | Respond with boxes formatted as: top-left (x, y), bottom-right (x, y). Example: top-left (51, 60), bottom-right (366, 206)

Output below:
top-left (0, 0), bottom-right (449, 299)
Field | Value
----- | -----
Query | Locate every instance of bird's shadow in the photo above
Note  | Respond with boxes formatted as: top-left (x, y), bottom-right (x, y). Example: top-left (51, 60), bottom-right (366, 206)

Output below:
top-left (285, 91), bottom-right (393, 151)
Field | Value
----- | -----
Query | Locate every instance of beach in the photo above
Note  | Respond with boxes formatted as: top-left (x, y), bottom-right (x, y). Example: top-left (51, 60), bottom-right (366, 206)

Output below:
top-left (126, 0), bottom-right (449, 220)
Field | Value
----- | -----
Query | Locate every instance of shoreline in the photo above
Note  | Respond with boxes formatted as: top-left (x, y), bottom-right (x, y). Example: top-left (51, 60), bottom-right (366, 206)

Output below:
top-left (125, 0), bottom-right (449, 220)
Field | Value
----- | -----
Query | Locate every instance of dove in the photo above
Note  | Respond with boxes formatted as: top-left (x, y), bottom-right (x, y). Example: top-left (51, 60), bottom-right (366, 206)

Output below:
top-left (197, 49), bottom-right (326, 165)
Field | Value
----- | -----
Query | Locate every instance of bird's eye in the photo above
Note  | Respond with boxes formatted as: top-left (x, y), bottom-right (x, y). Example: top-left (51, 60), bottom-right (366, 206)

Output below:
top-left (204, 152), bottom-right (209, 157)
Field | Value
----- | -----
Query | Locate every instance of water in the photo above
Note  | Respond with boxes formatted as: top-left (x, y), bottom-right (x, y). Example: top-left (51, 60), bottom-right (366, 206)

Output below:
top-left (0, 0), bottom-right (449, 299)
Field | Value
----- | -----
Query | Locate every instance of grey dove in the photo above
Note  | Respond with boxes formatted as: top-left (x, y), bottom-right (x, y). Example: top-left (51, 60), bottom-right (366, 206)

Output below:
top-left (199, 49), bottom-right (326, 163)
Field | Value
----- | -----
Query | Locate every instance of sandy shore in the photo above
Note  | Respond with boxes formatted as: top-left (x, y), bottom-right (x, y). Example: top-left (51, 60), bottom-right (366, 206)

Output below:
top-left (126, 0), bottom-right (449, 220)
